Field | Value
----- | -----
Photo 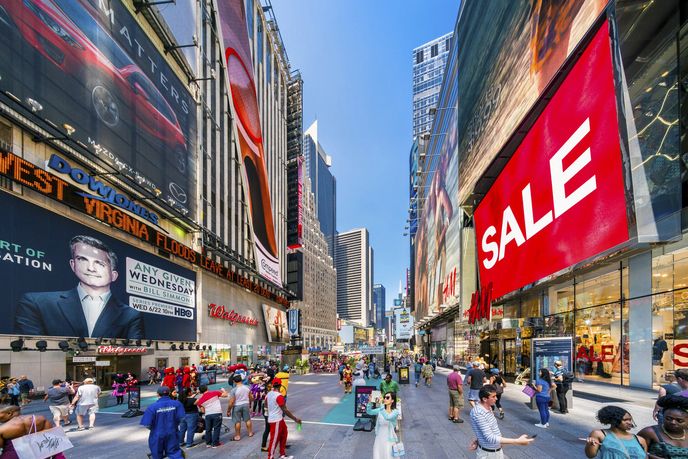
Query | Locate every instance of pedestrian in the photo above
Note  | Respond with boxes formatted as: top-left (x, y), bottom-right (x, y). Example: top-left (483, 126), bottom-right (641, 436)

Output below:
top-left (112, 374), bottom-right (127, 405)
top-left (141, 386), bottom-right (185, 459)
top-left (177, 387), bottom-right (199, 448)
top-left (533, 368), bottom-right (555, 428)
top-left (44, 379), bottom-right (73, 428)
top-left (0, 405), bottom-right (67, 459)
top-left (17, 375), bottom-right (33, 406)
top-left (489, 368), bottom-right (505, 420)
top-left (194, 385), bottom-right (228, 448)
top-left (639, 394), bottom-right (688, 458)
top-left (414, 360), bottom-right (423, 388)
top-left (338, 361), bottom-right (345, 384)
top-left (653, 370), bottom-right (683, 426)
top-left (366, 391), bottom-right (401, 459)
top-left (584, 405), bottom-right (647, 458)
top-left (466, 362), bottom-right (487, 408)
top-left (343, 364), bottom-right (353, 394)
top-left (447, 365), bottom-right (464, 424)
top-left (260, 379), bottom-right (274, 453)
top-left (148, 367), bottom-right (157, 385)
top-left (469, 385), bottom-right (534, 458)
top-left (551, 360), bottom-right (571, 414)
top-left (379, 373), bottom-right (400, 396)
top-left (226, 374), bottom-right (253, 441)
top-left (422, 360), bottom-right (434, 387)
top-left (7, 379), bottom-right (19, 407)
top-left (70, 377), bottom-right (101, 431)
top-left (675, 368), bottom-right (688, 396)
top-left (0, 377), bottom-right (8, 405)
top-left (265, 377), bottom-right (301, 459)
top-left (352, 369), bottom-right (366, 388)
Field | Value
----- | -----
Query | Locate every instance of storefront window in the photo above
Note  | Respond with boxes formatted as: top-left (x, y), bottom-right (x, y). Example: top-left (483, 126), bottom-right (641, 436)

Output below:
top-left (547, 281), bottom-right (574, 315)
top-left (521, 293), bottom-right (541, 318)
top-left (575, 270), bottom-right (621, 309)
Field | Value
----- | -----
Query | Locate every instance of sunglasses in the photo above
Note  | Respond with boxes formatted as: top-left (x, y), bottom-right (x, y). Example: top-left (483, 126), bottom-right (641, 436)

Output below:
top-left (384, 395), bottom-right (393, 400)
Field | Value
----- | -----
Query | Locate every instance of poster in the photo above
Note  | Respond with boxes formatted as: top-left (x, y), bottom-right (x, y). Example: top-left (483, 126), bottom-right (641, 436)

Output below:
top-left (262, 304), bottom-right (288, 343)
top-left (531, 337), bottom-right (573, 382)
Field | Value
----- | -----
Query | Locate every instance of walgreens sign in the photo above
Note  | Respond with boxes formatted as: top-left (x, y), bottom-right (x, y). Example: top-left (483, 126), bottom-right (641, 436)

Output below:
top-left (474, 21), bottom-right (629, 300)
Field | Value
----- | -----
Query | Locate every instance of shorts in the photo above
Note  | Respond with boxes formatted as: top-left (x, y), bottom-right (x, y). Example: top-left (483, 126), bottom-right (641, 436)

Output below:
top-left (232, 404), bottom-right (250, 423)
top-left (76, 404), bottom-right (98, 416)
top-left (449, 389), bottom-right (463, 408)
top-left (468, 389), bottom-right (481, 401)
top-left (49, 405), bottom-right (70, 418)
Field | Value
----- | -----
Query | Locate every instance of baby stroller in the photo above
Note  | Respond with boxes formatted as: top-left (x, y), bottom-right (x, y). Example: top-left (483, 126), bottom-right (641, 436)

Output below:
top-left (514, 367), bottom-right (530, 385)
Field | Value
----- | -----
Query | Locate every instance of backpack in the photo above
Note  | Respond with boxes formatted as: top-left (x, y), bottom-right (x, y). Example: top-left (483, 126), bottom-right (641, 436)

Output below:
top-left (562, 372), bottom-right (575, 388)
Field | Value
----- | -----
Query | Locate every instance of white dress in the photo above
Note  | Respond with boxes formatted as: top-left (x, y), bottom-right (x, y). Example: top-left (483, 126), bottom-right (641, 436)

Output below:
top-left (367, 404), bottom-right (400, 459)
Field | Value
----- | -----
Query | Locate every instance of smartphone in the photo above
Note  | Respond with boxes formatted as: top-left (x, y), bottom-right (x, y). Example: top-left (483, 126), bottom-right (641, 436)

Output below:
top-left (529, 434), bottom-right (538, 439)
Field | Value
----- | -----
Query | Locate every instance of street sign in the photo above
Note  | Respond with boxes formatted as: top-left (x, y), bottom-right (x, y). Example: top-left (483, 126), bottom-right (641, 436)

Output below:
top-left (95, 360), bottom-right (110, 366)
top-left (361, 346), bottom-right (384, 354)
top-left (287, 309), bottom-right (301, 337)
top-left (72, 356), bottom-right (96, 363)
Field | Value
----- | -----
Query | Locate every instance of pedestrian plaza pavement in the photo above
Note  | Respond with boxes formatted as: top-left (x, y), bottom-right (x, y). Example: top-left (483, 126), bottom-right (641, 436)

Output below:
top-left (14, 369), bottom-right (660, 458)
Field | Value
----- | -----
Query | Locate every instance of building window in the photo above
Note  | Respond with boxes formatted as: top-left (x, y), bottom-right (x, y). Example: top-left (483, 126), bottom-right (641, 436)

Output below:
top-left (431, 44), bottom-right (438, 58)
top-left (415, 50), bottom-right (423, 64)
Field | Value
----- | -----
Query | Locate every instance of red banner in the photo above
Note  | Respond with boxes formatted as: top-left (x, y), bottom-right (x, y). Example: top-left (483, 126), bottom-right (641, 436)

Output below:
top-left (474, 21), bottom-right (629, 300)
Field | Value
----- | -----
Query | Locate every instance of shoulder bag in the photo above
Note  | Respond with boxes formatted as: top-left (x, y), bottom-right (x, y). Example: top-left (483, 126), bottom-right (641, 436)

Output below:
top-left (11, 416), bottom-right (74, 459)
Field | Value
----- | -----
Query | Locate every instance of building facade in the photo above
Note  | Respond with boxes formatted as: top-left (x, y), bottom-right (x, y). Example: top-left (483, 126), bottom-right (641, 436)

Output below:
top-left (303, 120), bottom-right (337, 260)
top-left (373, 284), bottom-right (386, 330)
top-left (413, 0), bottom-right (688, 390)
top-left (290, 177), bottom-right (338, 351)
top-left (412, 31), bottom-right (453, 139)
top-left (336, 229), bottom-right (373, 327)
top-left (0, 0), bottom-right (296, 388)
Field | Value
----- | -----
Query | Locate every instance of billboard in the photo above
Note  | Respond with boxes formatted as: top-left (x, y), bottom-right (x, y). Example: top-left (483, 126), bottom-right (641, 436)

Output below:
top-left (0, 0), bottom-right (197, 212)
top-left (262, 304), bottom-right (288, 343)
top-left (414, 81), bottom-right (459, 320)
top-left (474, 21), bottom-right (629, 300)
top-left (457, 0), bottom-right (608, 205)
top-left (395, 307), bottom-right (414, 341)
top-left (1, 191), bottom-right (196, 341)
top-left (216, 0), bottom-right (281, 286)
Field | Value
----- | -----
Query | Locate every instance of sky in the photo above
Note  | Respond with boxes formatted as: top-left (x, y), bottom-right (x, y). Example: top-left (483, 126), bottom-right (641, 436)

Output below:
top-left (270, 1), bottom-right (460, 310)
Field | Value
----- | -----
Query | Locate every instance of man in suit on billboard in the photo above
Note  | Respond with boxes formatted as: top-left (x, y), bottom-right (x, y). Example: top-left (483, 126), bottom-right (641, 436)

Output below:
top-left (14, 235), bottom-right (144, 339)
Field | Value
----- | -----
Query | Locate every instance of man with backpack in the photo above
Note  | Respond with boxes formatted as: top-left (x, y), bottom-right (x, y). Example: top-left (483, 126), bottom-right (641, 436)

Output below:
top-left (552, 361), bottom-right (573, 414)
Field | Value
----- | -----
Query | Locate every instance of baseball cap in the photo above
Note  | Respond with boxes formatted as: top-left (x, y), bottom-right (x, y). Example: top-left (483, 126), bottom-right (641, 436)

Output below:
top-left (452, 365), bottom-right (460, 371)
top-left (272, 377), bottom-right (282, 387)
top-left (157, 386), bottom-right (170, 396)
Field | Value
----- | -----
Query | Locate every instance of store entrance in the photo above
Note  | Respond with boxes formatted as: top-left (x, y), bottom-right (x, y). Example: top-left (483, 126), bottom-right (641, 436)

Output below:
top-left (504, 339), bottom-right (517, 376)
top-left (67, 356), bottom-right (142, 388)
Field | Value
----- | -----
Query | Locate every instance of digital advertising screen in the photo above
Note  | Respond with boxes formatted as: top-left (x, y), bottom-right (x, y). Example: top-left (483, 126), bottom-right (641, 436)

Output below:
top-left (0, 0), bottom-right (197, 212)
top-left (262, 304), bottom-right (288, 343)
top-left (1, 191), bottom-right (197, 341)
top-left (354, 385), bottom-right (375, 419)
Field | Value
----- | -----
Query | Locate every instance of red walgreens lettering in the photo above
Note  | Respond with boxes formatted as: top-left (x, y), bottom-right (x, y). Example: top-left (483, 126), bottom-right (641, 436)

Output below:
top-left (208, 303), bottom-right (259, 326)
top-left (97, 346), bottom-right (147, 355)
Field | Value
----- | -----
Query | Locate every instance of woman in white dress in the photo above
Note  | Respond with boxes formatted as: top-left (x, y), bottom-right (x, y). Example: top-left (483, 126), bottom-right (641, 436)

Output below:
top-left (366, 391), bottom-right (401, 459)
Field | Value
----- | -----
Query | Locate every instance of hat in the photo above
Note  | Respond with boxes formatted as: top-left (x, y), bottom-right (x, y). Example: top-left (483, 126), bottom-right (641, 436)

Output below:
top-left (157, 386), bottom-right (170, 396)
top-left (554, 360), bottom-right (563, 366)
top-left (490, 368), bottom-right (500, 375)
top-left (472, 362), bottom-right (479, 367)
top-left (83, 378), bottom-right (94, 384)
top-left (272, 377), bottom-right (282, 387)
top-left (283, 365), bottom-right (290, 371)
top-left (452, 365), bottom-right (460, 371)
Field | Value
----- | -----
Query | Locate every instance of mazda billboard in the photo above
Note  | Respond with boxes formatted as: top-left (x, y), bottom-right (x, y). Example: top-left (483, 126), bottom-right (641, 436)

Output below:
top-left (0, 0), bottom-right (196, 211)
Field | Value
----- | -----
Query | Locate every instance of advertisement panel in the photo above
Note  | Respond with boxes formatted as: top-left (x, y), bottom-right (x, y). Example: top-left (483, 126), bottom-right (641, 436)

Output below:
top-left (395, 307), bottom-right (414, 341)
top-left (216, 0), bottom-right (281, 285)
top-left (531, 337), bottom-right (573, 384)
top-left (1, 191), bottom-right (196, 341)
top-left (457, 0), bottom-right (608, 205)
top-left (262, 304), bottom-right (288, 343)
top-left (474, 21), bottom-right (629, 300)
top-left (414, 90), bottom-right (459, 319)
top-left (0, 0), bottom-right (197, 211)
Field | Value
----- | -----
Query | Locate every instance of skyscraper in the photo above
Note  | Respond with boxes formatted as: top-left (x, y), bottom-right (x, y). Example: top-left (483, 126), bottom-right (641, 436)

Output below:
top-left (412, 32), bottom-right (453, 138)
top-left (373, 284), bottom-right (386, 331)
top-left (335, 228), bottom-right (373, 327)
top-left (303, 121), bottom-right (337, 260)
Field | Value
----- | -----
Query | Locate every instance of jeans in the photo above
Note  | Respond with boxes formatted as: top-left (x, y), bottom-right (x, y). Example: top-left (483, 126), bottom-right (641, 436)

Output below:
top-left (414, 372), bottom-right (421, 384)
top-left (535, 396), bottom-right (550, 424)
top-left (204, 413), bottom-right (222, 446)
top-left (178, 412), bottom-right (198, 446)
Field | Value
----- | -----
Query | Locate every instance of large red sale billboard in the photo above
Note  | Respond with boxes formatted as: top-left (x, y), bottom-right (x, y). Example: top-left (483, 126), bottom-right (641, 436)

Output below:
top-left (474, 21), bottom-right (629, 300)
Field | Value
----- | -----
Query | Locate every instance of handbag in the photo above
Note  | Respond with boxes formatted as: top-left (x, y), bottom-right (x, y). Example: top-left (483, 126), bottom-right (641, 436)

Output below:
top-left (12, 416), bottom-right (73, 459)
top-left (392, 441), bottom-right (406, 457)
top-left (521, 385), bottom-right (536, 398)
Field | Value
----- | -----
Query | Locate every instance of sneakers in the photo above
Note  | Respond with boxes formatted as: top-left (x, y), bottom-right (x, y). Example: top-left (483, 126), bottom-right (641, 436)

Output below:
top-left (278, 456), bottom-right (294, 459)
top-left (498, 412), bottom-right (505, 420)
top-left (535, 423), bottom-right (548, 428)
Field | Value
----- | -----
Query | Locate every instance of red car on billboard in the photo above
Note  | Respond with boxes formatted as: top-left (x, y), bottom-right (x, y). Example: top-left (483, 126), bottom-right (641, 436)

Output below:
top-left (0, 0), bottom-right (188, 174)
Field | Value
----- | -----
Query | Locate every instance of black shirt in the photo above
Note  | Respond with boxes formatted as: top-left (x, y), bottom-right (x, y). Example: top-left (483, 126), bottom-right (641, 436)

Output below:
top-left (468, 369), bottom-right (486, 390)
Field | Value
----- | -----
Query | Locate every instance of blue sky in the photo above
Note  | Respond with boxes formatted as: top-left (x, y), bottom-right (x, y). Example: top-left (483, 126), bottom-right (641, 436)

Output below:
top-left (270, 1), bottom-right (460, 310)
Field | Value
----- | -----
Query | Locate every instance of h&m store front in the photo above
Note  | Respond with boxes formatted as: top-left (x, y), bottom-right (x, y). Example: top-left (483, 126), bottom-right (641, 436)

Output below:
top-left (462, 1), bottom-right (688, 389)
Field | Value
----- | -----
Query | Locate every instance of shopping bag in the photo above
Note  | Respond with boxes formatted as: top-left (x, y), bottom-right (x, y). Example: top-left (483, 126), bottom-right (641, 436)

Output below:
top-left (12, 426), bottom-right (73, 459)
top-left (392, 441), bottom-right (406, 457)
top-left (521, 385), bottom-right (536, 398)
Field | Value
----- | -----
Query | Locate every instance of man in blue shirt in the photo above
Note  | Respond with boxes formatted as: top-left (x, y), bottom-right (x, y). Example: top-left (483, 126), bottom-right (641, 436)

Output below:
top-left (141, 386), bottom-right (185, 459)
